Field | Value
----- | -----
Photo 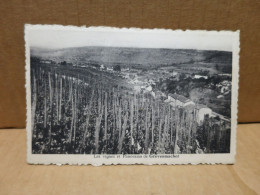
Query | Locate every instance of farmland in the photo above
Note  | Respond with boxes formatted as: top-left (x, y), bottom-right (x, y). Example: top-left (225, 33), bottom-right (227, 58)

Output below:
top-left (30, 56), bottom-right (231, 155)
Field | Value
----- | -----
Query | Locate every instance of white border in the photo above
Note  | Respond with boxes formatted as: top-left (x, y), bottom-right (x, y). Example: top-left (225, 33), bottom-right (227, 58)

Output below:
top-left (25, 24), bottom-right (240, 166)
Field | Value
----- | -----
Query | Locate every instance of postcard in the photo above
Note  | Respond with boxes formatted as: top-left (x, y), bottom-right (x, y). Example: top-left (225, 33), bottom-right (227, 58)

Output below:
top-left (25, 25), bottom-right (239, 165)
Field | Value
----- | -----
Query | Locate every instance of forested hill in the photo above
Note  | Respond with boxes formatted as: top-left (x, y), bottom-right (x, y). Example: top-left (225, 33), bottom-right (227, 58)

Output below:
top-left (31, 46), bottom-right (232, 68)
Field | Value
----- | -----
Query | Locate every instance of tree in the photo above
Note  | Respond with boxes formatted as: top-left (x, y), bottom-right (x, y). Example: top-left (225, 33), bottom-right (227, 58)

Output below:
top-left (60, 61), bottom-right (67, 65)
top-left (179, 73), bottom-right (186, 80)
top-left (215, 64), bottom-right (219, 71)
top-left (31, 56), bottom-right (40, 64)
top-left (113, 65), bottom-right (121, 71)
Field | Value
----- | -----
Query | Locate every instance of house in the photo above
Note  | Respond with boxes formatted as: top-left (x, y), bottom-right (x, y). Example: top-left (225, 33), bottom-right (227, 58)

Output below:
top-left (194, 75), bottom-right (208, 79)
top-left (219, 73), bottom-right (232, 77)
top-left (217, 95), bottom-right (224, 99)
top-left (172, 71), bottom-right (178, 76)
top-left (100, 64), bottom-right (105, 70)
top-left (151, 90), bottom-right (167, 100)
top-left (140, 86), bottom-right (146, 91)
top-left (168, 93), bottom-right (195, 107)
top-left (195, 104), bottom-right (212, 124)
top-left (164, 99), bottom-right (176, 110)
top-left (145, 86), bottom-right (152, 92)
top-left (40, 60), bottom-right (52, 64)
top-left (183, 104), bottom-right (196, 112)
top-left (122, 67), bottom-right (130, 71)
top-left (182, 103), bottom-right (213, 123)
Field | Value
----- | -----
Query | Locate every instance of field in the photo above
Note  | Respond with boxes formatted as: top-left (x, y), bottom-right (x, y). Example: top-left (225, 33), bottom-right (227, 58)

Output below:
top-left (30, 59), bottom-right (231, 154)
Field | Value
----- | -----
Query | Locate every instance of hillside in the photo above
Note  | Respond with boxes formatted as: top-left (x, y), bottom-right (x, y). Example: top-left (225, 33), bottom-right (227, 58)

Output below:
top-left (31, 46), bottom-right (232, 71)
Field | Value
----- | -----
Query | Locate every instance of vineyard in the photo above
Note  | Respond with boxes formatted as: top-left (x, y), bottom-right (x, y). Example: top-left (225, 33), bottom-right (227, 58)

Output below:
top-left (31, 62), bottom-right (231, 154)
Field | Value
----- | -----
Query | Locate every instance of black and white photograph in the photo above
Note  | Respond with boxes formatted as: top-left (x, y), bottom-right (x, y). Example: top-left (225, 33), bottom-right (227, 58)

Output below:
top-left (25, 25), bottom-right (239, 165)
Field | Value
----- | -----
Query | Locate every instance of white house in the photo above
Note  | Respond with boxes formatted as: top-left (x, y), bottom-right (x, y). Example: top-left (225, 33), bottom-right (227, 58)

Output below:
top-left (145, 86), bottom-right (152, 92)
top-left (195, 104), bottom-right (212, 124)
top-left (168, 93), bottom-right (195, 107)
top-left (172, 71), bottom-right (178, 76)
top-left (219, 74), bottom-right (232, 77)
top-left (194, 75), bottom-right (208, 79)
top-left (217, 95), bottom-right (224, 99)
top-left (40, 60), bottom-right (52, 64)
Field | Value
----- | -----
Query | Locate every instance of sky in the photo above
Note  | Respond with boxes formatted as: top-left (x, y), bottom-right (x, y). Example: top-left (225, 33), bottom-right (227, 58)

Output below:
top-left (26, 25), bottom-right (237, 52)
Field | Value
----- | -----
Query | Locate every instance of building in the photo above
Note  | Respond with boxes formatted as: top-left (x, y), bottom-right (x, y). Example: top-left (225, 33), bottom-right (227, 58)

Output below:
top-left (219, 73), bottom-right (232, 77)
top-left (172, 71), bottom-right (178, 76)
top-left (194, 75), bottom-right (208, 79)
top-left (107, 67), bottom-right (113, 72)
top-left (184, 103), bottom-right (212, 123)
top-left (168, 93), bottom-right (195, 107)
top-left (145, 85), bottom-right (152, 92)
top-left (151, 90), bottom-right (167, 100)
top-left (122, 67), bottom-right (130, 71)
top-left (195, 104), bottom-right (212, 123)
top-left (164, 99), bottom-right (176, 110)
top-left (40, 60), bottom-right (52, 64)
